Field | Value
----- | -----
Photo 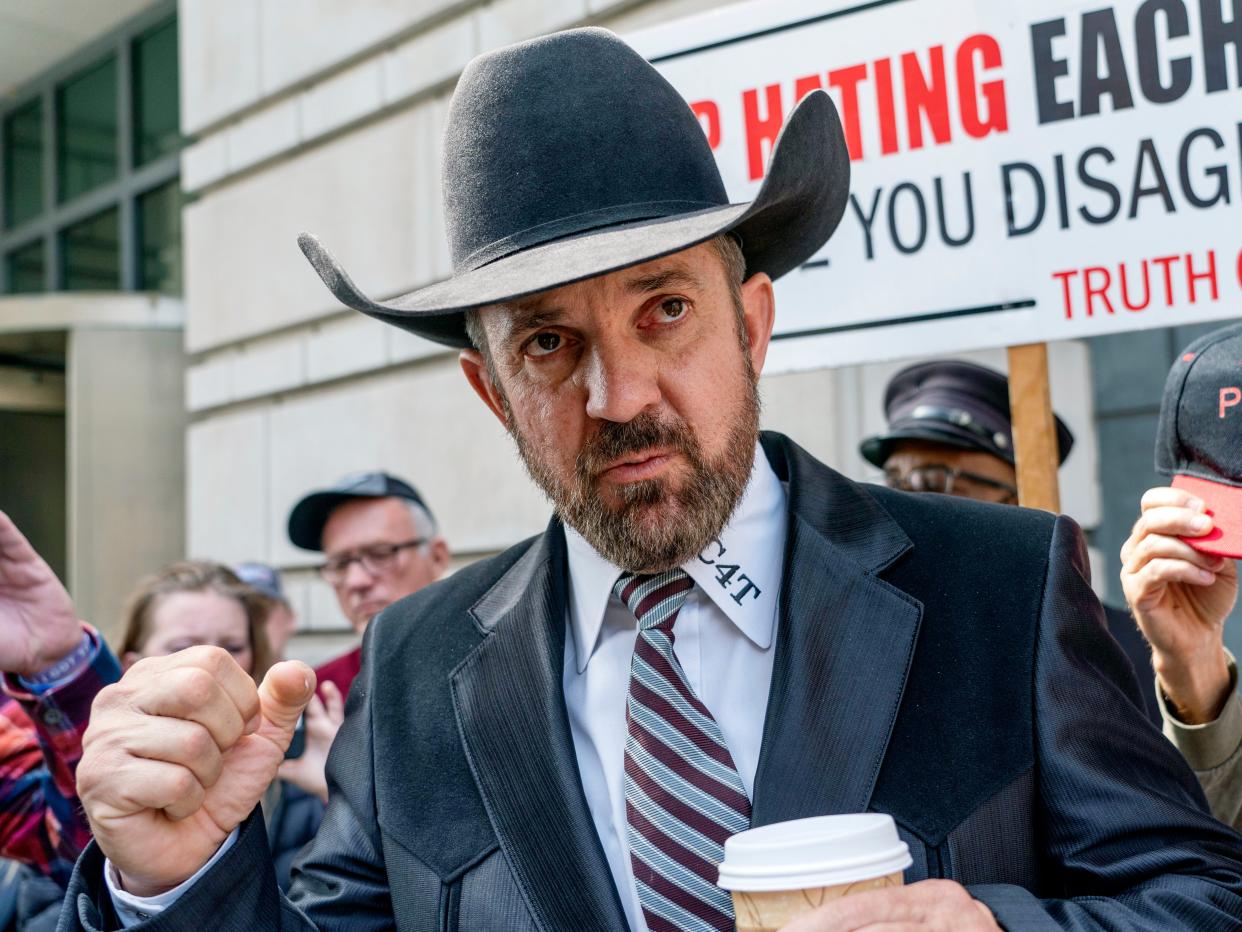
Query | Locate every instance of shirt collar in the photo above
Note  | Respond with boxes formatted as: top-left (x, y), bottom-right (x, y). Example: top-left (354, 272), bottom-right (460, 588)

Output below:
top-left (564, 443), bottom-right (787, 674)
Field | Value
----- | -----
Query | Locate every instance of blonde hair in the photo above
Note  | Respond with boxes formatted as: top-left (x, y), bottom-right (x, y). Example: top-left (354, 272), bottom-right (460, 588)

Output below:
top-left (119, 560), bottom-right (275, 682)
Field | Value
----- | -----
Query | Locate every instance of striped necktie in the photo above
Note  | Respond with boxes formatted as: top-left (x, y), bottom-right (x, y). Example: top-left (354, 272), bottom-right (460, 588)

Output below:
top-left (615, 569), bottom-right (752, 932)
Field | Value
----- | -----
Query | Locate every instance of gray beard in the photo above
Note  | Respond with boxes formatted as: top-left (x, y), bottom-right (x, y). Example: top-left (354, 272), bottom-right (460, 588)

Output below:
top-left (506, 379), bottom-right (761, 574)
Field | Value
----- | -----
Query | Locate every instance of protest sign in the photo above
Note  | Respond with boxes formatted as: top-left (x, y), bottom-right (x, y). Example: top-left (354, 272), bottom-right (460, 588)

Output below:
top-left (632, 0), bottom-right (1242, 376)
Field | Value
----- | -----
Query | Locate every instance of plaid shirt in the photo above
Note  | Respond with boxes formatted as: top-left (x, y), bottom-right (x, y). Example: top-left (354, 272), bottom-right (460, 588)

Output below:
top-left (0, 628), bottom-right (120, 885)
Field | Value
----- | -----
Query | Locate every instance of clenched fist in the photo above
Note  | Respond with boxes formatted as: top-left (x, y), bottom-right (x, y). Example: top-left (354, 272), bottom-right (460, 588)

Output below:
top-left (77, 646), bottom-right (315, 896)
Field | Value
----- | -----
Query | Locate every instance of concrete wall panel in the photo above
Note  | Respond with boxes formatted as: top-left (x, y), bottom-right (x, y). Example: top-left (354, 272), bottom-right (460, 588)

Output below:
top-left (177, 0), bottom-right (735, 194)
top-left (257, 0), bottom-right (466, 97)
top-left (477, 0), bottom-right (588, 50)
top-left (181, 132), bottom-right (228, 193)
top-left (304, 315), bottom-right (388, 383)
top-left (599, 0), bottom-right (730, 31)
top-left (184, 107), bottom-right (428, 352)
top-left (385, 326), bottom-right (445, 366)
top-left (409, 97), bottom-right (453, 284)
top-left (225, 97), bottom-right (301, 174)
top-left (186, 355), bottom-right (233, 411)
top-left (231, 336), bottom-right (306, 401)
top-left (299, 59), bottom-right (385, 141)
top-left (186, 407), bottom-right (269, 564)
top-left (69, 328), bottom-right (186, 644)
top-left (759, 368), bottom-right (844, 470)
top-left (383, 13), bottom-right (477, 100)
top-left (179, 0), bottom-right (263, 134)
top-left (266, 359), bottom-right (548, 569)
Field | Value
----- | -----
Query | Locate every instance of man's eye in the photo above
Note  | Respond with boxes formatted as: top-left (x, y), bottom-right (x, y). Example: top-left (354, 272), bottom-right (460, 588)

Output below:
top-left (526, 332), bottom-right (562, 357)
top-left (656, 298), bottom-right (687, 321)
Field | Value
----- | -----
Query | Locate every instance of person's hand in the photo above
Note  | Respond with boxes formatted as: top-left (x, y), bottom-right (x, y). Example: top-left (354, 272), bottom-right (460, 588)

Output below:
top-left (1120, 487), bottom-right (1240, 724)
top-left (0, 510), bottom-right (84, 677)
top-left (779, 880), bottom-right (998, 931)
top-left (77, 647), bottom-right (315, 896)
top-left (277, 680), bottom-right (344, 802)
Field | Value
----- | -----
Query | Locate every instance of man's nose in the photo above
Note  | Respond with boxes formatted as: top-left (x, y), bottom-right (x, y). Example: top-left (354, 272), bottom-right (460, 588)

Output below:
top-left (582, 338), bottom-right (661, 423)
top-left (341, 559), bottom-right (375, 590)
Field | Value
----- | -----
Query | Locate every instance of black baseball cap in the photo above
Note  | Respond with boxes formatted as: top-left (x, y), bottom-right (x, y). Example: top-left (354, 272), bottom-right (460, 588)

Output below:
top-left (860, 360), bottom-right (1074, 468)
top-left (1156, 322), bottom-right (1242, 559)
top-left (287, 471), bottom-right (434, 552)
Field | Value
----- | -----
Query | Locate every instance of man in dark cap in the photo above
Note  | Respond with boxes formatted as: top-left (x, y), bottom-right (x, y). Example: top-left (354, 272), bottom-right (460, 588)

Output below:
top-left (860, 359), bottom-right (1069, 505)
top-left (287, 472), bottom-right (450, 697)
top-left (68, 27), bottom-right (1241, 932)
top-left (862, 359), bottom-right (1158, 723)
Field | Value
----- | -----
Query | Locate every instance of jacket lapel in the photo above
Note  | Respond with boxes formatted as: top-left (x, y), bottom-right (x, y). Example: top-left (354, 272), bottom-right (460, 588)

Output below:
top-left (751, 434), bottom-right (923, 826)
top-left (451, 525), bottom-right (629, 932)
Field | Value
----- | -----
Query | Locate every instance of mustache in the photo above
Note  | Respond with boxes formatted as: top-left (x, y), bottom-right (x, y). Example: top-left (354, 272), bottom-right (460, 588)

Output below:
top-left (575, 413), bottom-right (698, 480)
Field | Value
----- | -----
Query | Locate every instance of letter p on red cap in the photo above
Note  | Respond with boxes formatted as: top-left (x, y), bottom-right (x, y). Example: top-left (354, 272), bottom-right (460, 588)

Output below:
top-left (1222, 387), bottom-right (1241, 419)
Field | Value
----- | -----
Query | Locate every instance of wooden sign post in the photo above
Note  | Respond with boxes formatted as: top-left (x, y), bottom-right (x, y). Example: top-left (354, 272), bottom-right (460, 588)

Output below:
top-left (1007, 343), bottom-right (1062, 514)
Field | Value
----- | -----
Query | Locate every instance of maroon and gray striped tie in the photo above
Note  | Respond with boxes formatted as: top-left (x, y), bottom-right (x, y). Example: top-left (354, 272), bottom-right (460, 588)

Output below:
top-left (615, 569), bottom-right (752, 932)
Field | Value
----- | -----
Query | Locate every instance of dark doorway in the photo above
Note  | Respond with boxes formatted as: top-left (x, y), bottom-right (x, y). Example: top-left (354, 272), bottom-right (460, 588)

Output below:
top-left (0, 410), bottom-right (67, 583)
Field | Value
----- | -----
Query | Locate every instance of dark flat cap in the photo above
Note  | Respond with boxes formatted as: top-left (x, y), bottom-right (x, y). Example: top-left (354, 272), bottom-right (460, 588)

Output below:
top-left (287, 472), bottom-right (433, 552)
top-left (860, 360), bottom-right (1074, 468)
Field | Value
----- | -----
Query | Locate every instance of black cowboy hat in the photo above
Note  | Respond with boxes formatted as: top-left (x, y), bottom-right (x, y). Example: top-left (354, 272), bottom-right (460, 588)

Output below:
top-left (298, 27), bottom-right (850, 349)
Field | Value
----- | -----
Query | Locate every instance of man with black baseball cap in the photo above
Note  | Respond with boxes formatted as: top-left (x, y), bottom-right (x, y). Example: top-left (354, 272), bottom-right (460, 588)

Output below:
top-left (1122, 322), bottom-right (1242, 828)
top-left (862, 360), bottom-right (1158, 721)
top-left (288, 471), bottom-right (449, 697)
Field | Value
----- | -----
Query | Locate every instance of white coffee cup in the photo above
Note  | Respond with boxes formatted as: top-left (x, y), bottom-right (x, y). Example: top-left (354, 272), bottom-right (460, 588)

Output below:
top-left (718, 814), bottom-right (912, 932)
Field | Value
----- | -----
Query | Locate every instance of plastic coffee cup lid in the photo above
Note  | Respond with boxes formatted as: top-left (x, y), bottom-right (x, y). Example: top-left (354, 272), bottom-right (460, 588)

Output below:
top-left (717, 814), bottom-right (912, 892)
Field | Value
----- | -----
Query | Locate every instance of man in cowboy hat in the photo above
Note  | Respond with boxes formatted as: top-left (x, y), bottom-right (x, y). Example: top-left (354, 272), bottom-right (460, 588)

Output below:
top-left (67, 27), bottom-right (1241, 932)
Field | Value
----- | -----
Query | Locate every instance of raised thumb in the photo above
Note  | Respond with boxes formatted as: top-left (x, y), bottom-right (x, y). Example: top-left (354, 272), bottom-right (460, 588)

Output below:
top-left (257, 660), bottom-right (316, 741)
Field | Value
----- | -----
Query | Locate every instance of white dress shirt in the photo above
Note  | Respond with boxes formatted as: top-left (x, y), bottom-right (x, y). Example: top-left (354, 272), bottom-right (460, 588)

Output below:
top-left (563, 444), bottom-right (787, 931)
top-left (108, 445), bottom-right (787, 930)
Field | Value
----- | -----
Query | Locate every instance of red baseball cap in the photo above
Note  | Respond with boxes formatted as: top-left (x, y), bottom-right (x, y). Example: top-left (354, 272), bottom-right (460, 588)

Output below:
top-left (1157, 322), bottom-right (1242, 559)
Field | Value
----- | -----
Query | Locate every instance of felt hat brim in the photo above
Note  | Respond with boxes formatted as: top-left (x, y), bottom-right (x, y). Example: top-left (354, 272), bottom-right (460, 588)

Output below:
top-left (298, 90), bottom-right (849, 349)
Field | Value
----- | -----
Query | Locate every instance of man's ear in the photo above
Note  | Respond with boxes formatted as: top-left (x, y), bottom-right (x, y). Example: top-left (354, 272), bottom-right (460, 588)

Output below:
top-left (428, 537), bottom-right (452, 576)
top-left (459, 349), bottom-right (509, 428)
top-left (739, 272), bottom-right (775, 376)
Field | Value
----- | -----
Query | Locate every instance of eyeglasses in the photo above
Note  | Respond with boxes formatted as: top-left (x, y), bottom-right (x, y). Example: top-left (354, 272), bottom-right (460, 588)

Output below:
top-left (884, 464), bottom-right (1018, 503)
top-left (316, 539), bottom-right (426, 585)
